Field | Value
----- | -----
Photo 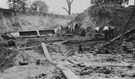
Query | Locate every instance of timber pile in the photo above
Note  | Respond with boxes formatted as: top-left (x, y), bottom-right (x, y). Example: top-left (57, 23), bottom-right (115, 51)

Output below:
top-left (41, 43), bottom-right (80, 79)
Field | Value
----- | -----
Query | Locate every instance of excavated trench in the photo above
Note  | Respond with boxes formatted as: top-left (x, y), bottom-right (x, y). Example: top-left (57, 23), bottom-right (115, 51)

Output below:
top-left (0, 37), bottom-right (135, 79)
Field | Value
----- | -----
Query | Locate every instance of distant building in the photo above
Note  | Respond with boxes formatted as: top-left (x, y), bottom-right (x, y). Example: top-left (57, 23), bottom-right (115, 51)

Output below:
top-left (122, 0), bottom-right (135, 7)
top-left (90, 0), bottom-right (135, 7)
top-left (129, 0), bottom-right (135, 5)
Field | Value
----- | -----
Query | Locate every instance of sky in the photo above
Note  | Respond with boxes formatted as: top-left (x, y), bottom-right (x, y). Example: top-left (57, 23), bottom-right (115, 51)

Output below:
top-left (0, 0), bottom-right (90, 15)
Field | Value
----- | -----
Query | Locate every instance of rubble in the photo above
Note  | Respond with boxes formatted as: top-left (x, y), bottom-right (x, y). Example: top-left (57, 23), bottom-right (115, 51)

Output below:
top-left (0, 30), bottom-right (135, 79)
top-left (80, 66), bottom-right (114, 76)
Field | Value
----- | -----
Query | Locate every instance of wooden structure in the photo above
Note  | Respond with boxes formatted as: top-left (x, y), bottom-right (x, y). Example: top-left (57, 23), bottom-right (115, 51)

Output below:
top-left (0, 8), bottom-right (14, 17)
top-left (19, 29), bottom-right (55, 38)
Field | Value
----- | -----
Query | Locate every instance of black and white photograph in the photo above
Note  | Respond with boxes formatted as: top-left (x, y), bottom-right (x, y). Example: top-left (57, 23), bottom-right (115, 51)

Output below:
top-left (0, 0), bottom-right (135, 79)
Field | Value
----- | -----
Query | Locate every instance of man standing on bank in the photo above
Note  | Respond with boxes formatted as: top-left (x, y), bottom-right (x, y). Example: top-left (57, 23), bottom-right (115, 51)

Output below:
top-left (109, 26), bottom-right (115, 39)
top-left (103, 25), bottom-right (109, 41)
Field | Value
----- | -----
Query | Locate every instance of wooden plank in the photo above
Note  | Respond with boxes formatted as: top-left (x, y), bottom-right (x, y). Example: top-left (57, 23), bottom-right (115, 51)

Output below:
top-left (62, 68), bottom-right (79, 79)
top-left (67, 57), bottom-right (80, 65)
top-left (57, 61), bottom-right (80, 79)
top-left (18, 45), bottom-right (40, 50)
top-left (36, 30), bottom-right (40, 36)
top-left (19, 36), bottom-right (39, 38)
top-left (83, 62), bottom-right (134, 67)
top-left (41, 43), bottom-right (53, 62)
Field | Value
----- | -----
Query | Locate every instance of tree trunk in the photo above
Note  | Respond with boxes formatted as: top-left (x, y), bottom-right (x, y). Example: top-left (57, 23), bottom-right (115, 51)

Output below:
top-left (62, 0), bottom-right (74, 15)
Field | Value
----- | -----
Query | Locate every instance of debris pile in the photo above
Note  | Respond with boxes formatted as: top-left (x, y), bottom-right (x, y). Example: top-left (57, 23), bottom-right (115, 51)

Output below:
top-left (80, 66), bottom-right (114, 76)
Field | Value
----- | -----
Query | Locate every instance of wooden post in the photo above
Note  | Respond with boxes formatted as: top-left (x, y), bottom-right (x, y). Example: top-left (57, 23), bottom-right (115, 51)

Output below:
top-left (37, 30), bottom-right (40, 36)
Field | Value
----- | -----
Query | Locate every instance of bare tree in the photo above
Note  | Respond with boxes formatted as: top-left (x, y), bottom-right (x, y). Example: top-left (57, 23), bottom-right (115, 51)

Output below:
top-left (62, 0), bottom-right (74, 15)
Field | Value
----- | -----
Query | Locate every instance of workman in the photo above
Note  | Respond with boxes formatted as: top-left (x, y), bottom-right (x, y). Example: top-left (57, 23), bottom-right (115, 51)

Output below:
top-left (109, 26), bottom-right (115, 39)
top-left (103, 25), bottom-right (109, 40)
top-left (79, 44), bottom-right (83, 53)
top-left (95, 27), bottom-right (100, 33)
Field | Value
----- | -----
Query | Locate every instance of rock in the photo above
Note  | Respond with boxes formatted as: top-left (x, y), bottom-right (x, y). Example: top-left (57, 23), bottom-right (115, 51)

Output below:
top-left (36, 59), bottom-right (40, 65)
top-left (41, 73), bottom-right (46, 76)
top-left (127, 64), bottom-right (133, 69)
top-left (54, 76), bottom-right (61, 79)
top-left (121, 74), bottom-right (127, 77)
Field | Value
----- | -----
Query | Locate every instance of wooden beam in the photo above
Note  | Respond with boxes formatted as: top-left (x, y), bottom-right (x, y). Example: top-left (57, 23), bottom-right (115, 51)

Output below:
top-left (62, 68), bottom-right (79, 79)
top-left (67, 57), bottom-right (80, 65)
top-left (57, 61), bottom-right (80, 79)
top-left (36, 30), bottom-right (40, 36)
top-left (120, 7), bottom-right (135, 41)
top-left (41, 43), bottom-right (53, 62)
top-left (83, 62), bottom-right (135, 67)
top-left (18, 45), bottom-right (40, 50)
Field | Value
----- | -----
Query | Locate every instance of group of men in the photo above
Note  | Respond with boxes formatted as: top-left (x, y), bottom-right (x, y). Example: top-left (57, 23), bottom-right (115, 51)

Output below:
top-left (67, 22), bottom-right (80, 35)
top-left (95, 25), bottom-right (115, 40)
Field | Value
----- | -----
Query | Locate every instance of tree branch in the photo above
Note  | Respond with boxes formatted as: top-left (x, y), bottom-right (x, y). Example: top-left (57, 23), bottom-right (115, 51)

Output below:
top-left (62, 7), bottom-right (69, 13)
top-left (63, 0), bottom-right (73, 15)
top-left (70, 0), bottom-right (74, 4)
top-left (66, 0), bottom-right (69, 4)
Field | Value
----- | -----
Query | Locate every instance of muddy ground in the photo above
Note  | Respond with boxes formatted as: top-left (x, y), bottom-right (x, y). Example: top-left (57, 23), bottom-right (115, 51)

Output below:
top-left (0, 36), bottom-right (135, 79)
